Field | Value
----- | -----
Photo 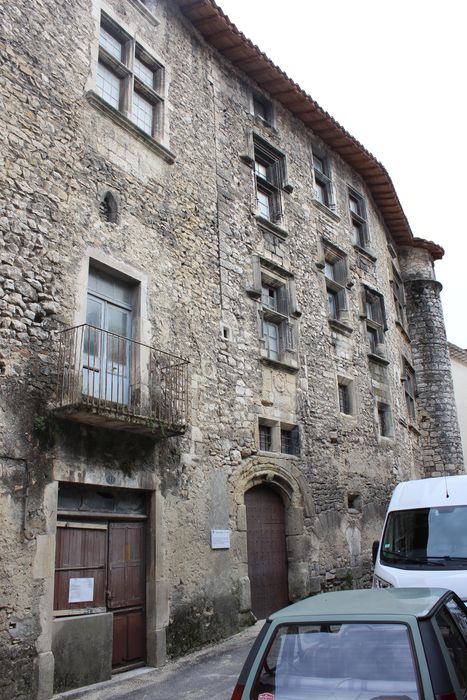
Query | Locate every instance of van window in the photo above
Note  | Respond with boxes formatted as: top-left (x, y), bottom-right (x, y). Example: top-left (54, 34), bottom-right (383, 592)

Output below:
top-left (381, 506), bottom-right (467, 569)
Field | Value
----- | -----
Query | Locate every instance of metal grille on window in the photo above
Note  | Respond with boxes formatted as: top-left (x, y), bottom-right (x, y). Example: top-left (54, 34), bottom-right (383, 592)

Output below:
top-left (259, 425), bottom-right (272, 451)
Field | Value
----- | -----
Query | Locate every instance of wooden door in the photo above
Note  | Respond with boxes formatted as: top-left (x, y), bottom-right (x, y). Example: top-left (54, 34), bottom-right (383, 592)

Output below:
top-left (108, 522), bottom-right (145, 668)
top-left (245, 485), bottom-right (289, 619)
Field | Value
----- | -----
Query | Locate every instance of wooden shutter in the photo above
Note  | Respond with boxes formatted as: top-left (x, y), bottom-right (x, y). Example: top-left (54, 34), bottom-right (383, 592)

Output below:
top-left (333, 257), bottom-right (347, 286)
top-left (280, 321), bottom-right (294, 353)
top-left (54, 524), bottom-right (107, 611)
top-left (276, 283), bottom-right (289, 316)
top-left (337, 287), bottom-right (348, 314)
top-left (271, 190), bottom-right (283, 223)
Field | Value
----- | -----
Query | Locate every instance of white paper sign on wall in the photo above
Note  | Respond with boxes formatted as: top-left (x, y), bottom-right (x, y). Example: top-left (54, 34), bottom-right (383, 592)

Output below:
top-left (211, 529), bottom-right (230, 549)
top-left (68, 577), bottom-right (95, 603)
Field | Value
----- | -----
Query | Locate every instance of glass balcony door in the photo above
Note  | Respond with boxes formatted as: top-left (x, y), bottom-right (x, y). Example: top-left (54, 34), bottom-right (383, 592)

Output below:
top-left (83, 271), bottom-right (133, 405)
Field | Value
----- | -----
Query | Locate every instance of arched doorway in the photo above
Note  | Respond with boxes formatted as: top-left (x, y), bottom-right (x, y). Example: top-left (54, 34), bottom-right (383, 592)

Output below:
top-left (245, 485), bottom-right (289, 619)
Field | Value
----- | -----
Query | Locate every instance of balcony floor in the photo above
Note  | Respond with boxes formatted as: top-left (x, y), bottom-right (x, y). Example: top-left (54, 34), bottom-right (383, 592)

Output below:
top-left (53, 402), bottom-right (186, 438)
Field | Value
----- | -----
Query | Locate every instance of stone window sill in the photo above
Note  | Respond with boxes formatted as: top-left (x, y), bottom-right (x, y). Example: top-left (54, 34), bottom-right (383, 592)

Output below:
top-left (312, 199), bottom-right (340, 222)
top-left (86, 91), bottom-right (175, 164)
top-left (368, 352), bottom-right (390, 366)
top-left (353, 243), bottom-right (377, 263)
top-left (260, 355), bottom-right (298, 373)
top-left (328, 318), bottom-right (353, 335)
top-left (258, 450), bottom-right (299, 459)
top-left (256, 216), bottom-right (288, 238)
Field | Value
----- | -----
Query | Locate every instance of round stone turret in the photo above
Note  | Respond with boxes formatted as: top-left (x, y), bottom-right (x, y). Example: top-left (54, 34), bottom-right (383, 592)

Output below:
top-left (399, 246), bottom-right (464, 476)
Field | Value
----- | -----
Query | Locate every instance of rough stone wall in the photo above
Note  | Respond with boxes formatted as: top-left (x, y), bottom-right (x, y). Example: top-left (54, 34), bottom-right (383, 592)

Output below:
top-left (0, 0), bottom-right (461, 696)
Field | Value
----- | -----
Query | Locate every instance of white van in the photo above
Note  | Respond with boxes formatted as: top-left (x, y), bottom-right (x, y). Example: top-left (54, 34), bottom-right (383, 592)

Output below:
top-left (373, 474), bottom-right (467, 601)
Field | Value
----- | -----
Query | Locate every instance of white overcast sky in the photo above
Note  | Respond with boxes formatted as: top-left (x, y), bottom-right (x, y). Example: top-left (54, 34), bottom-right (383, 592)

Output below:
top-left (218, 0), bottom-right (467, 348)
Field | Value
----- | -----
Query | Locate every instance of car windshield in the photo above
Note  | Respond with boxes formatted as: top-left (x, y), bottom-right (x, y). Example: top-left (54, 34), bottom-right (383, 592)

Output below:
top-left (252, 622), bottom-right (420, 699)
top-left (381, 505), bottom-right (467, 568)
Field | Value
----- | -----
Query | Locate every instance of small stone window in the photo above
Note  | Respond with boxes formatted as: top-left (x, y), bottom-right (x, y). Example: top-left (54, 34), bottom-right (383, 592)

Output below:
top-left (377, 401), bottom-right (393, 438)
top-left (252, 93), bottom-right (274, 127)
top-left (349, 187), bottom-right (369, 249)
top-left (323, 245), bottom-right (348, 323)
top-left (258, 419), bottom-right (300, 456)
top-left (362, 286), bottom-right (387, 356)
top-left (347, 493), bottom-right (362, 512)
top-left (403, 360), bottom-right (417, 423)
top-left (313, 154), bottom-right (334, 209)
top-left (99, 191), bottom-right (118, 223)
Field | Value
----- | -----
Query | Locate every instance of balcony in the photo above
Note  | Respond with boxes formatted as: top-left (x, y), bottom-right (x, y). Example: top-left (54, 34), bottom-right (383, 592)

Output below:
top-left (53, 324), bottom-right (189, 437)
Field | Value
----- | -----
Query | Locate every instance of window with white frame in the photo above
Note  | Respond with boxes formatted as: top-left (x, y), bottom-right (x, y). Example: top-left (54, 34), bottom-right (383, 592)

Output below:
top-left (313, 154), bottom-right (333, 208)
top-left (403, 360), bottom-right (417, 422)
top-left (253, 137), bottom-right (286, 224)
top-left (96, 13), bottom-right (164, 140)
top-left (349, 188), bottom-right (369, 249)
top-left (324, 246), bottom-right (348, 322)
top-left (363, 287), bottom-right (387, 355)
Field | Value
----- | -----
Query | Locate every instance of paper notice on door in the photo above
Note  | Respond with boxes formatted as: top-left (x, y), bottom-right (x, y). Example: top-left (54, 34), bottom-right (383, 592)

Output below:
top-left (68, 577), bottom-right (94, 603)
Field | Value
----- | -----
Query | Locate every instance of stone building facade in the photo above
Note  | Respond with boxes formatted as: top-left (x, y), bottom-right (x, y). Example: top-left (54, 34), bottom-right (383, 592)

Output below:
top-left (0, 0), bottom-right (464, 697)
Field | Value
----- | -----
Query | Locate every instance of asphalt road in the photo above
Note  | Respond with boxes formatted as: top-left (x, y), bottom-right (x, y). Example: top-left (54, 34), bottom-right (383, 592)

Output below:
top-left (54, 621), bottom-right (263, 700)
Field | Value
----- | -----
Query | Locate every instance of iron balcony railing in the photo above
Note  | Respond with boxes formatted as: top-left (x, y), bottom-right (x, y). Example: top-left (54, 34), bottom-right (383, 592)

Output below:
top-left (55, 324), bottom-right (189, 434)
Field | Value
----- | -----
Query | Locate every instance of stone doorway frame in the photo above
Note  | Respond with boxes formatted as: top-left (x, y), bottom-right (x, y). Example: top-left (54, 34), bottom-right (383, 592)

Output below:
top-left (231, 462), bottom-right (310, 615)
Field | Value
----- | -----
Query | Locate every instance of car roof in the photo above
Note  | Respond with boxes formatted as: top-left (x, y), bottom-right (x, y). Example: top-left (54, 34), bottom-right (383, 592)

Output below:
top-left (269, 588), bottom-right (450, 620)
top-left (389, 475), bottom-right (467, 510)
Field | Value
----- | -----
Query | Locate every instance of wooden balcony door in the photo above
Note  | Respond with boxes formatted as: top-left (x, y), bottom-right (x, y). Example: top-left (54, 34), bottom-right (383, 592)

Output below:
top-left (83, 268), bottom-right (134, 405)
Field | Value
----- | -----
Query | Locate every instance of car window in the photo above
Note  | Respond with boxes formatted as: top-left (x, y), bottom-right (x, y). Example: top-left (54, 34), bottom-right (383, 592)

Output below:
top-left (435, 601), bottom-right (467, 694)
top-left (251, 622), bottom-right (421, 699)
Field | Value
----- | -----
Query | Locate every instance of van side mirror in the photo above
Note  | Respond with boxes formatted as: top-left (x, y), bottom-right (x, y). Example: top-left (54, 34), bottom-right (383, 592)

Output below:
top-left (372, 541), bottom-right (379, 566)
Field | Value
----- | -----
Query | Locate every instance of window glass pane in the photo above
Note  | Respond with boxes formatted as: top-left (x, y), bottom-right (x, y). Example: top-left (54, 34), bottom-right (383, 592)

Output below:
top-left (252, 623), bottom-right (420, 699)
top-left (255, 161), bottom-right (268, 179)
top-left (253, 97), bottom-right (268, 121)
top-left (96, 62), bottom-right (120, 109)
top-left (259, 425), bottom-right (272, 451)
top-left (327, 289), bottom-right (338, 319)
top-left (262, 285), bottom-right (277, 310)
top-left (349, 194), bottom-right (360, 214)
top-left (314, 155), bottom-right (324, 173)
top-left (257, 189), bottom-right (271, 220)
top-left (324, 261), bottom-right (334, 280)
top-left (134, 57), bottom-right (154, 88)
top-left (99, 26), bottom-right (123, 61)
top-left (264, 321), bottom-right (279, 360)
top-left (339, 383), bottom-right (351, 414)
top-left (132, 92), bottom-right (154, 135)
top-left (281, 430), bottom-right (292, 454)
top-left (314, 179), bottom-right (327, 204)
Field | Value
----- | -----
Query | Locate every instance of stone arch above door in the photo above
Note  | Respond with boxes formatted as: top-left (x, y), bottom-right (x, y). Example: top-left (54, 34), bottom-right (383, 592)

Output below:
top-left (232, 462), bottom-right (304, 511)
